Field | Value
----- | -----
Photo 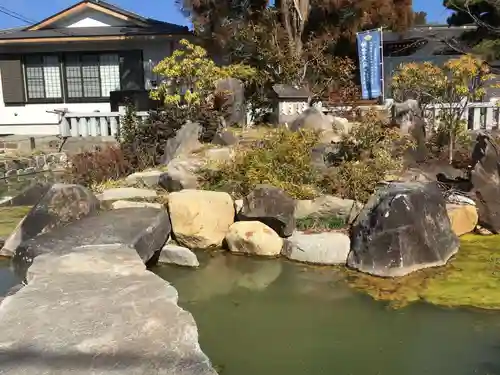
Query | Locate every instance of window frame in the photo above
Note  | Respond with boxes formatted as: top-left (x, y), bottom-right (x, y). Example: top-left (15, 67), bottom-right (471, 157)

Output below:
top-left (22, 51), bottom-right (123, 104)
top-left (63, 52), bottom-right (121, 103)
top-left (23, 53), bottom-right (64, 104)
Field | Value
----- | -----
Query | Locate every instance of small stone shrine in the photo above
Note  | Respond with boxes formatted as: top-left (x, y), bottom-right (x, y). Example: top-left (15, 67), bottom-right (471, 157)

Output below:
top-left (272, 84), bottom-right (311, 124)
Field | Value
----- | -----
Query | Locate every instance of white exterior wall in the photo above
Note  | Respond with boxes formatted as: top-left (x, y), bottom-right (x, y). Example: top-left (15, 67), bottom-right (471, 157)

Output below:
top-left (0, 40), bottom-right (177, 134)
top-left (56, 10), bottom-right (133, 28)
top-left (0, 6), bottom-right (185, 135)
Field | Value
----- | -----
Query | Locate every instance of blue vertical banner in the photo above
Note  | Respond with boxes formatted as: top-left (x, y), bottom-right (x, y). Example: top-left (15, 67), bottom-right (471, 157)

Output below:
top-left (356, 29), bottom-right (383, 100)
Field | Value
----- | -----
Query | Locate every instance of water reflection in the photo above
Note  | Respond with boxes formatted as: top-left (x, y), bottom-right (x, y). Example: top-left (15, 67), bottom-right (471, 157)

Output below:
top-left (0, 172), bottom-right (63, 199)
top-left (154, 253), bottom-right (355, 305)
top-left (155, 254), bottom-right (283, 303)
top-left (155, 254), bottom-right (500, 375)
top-left (0, 259), bottom-right (20, 296)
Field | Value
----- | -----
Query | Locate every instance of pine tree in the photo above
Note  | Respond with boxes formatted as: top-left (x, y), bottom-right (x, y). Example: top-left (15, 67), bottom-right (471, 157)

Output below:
top-left (445, 0), bottom-right (500, 60)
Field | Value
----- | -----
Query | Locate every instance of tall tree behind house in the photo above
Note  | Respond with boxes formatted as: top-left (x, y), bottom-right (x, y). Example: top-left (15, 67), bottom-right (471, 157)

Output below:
top-left (445, 0), bottom-right (500, 60)
top-left (177, 0), bottom-right (414, 57)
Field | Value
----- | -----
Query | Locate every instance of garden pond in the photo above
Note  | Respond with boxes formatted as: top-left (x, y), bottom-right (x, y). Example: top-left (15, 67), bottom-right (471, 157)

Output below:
top-left (1, 173), bottom-right (500, 374)
top-left (152, 247), bottom-right (500, 375)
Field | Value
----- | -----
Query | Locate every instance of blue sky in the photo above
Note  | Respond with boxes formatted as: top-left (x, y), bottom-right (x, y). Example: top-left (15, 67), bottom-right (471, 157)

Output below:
top-left (0, 0), bottom-right (451, 29)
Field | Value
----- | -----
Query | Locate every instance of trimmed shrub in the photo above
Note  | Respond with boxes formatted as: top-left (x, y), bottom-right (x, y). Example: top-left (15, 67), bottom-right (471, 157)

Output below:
top-left (118, 103), bottom-right (223, 170)
top-left (199, 128), bottom-right (321, 199)
top-left (320, 110), bottom-right (414, 202)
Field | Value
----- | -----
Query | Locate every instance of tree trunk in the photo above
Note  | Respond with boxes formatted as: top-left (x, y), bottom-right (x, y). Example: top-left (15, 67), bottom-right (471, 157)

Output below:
top-left (448, 129), bottom-right (454, 164)
top-left (275, 0), bottom-right (310, 57)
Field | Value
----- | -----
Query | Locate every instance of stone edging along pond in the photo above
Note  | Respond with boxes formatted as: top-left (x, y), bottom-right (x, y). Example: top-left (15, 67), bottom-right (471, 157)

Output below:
top-left (0, 152), bottom-right (67, 179)
top-left (55, 178), bottom-right (500, 311)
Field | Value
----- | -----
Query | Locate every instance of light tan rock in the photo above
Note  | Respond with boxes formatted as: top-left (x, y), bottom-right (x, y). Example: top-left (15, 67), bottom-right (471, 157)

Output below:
top-left (226, 221), bottom-right (283, 257)
top-left (446, 204), bottom-right (478, 237)
top-left (168, 190), bottom-right (234, 249)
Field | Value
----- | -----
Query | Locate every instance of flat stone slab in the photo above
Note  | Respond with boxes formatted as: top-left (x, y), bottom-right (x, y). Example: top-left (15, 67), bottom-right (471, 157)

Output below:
top-left (1, 183), bottom-right (100, 257)
top-left (111, 200), bottom-right (163, 210)
top-left (125, 170), bottom-right (165, 187)
top-left (96, 188), bottom-right (157, 201)
top-left (0, 246), bottom-right (218, 375)
top-left (13, 208), bottom-right (171, 280)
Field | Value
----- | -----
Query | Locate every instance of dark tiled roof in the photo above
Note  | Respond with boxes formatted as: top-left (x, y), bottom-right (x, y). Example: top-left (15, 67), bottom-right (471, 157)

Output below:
top-left (272, 84), bottom-right (310, 98)
top-left (87, 0), bottom-right (151, 23)
top-left (383, 25), bottom-right (475, 57)
top-left (0, 25), bottom-right (190, 40)
top-left (0, 0), bottom-right (190, 40)
top-left (383, 25), bottom-right (477, 42)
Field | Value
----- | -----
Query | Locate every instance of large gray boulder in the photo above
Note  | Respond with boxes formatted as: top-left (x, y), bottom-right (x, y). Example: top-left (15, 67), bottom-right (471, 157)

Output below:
top-left (12, 207), bottom-right (171, 280)
top-left (162, 121), bottom-right (203, 165)
top-left (159, 158), bottom-right (200, 192)
top-left (282, 231), bottom-right (350, 265)
top-left (0, 246), bottom-right (218, 375)
top-left (470, 133), bottom-right (500, 233)
top-left (238, 185), bottom-right (296, 237)
top-left (348, 182), bottom-right (459, 277)
top-left (289, 107), bottom-right (332, 133)
top-left (215, 77), bottom-right (246, 127)
top-left (0, 183), bottom-right (99, 257)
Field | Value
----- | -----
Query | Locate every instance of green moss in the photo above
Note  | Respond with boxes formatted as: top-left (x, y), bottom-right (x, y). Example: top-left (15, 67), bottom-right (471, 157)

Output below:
top-left (0, 206), bottom-right (32, 238)
top-left (345, 235), bottom-right (500, 310)
top-left (421, 235), bottom-right (500, 309)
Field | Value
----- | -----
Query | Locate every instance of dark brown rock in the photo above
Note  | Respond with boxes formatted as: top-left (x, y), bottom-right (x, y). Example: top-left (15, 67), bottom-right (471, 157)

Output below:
top-left (237, 185), bottom-right (296, 237)
top-left (348, 182), bottom-right (459, 277)
top-left (1, 184), bottom-right (100, 256)
top-left (470, 133), bottom-right (500, 233)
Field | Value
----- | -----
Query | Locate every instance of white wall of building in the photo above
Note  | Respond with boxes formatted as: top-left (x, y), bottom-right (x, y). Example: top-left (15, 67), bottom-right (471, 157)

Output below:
top-left (0, 5), bottom-right (184, 134)
top-left (56, 10), bottom-right (132, 28)
top-left (0, 40), bottom-right (177, 133)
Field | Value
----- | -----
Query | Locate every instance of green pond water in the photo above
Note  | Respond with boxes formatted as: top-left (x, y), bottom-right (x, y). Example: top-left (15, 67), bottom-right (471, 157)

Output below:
top-left (0, 248), bottom-right (499, 374)
top-left (1, 172), bottom-right (500, 375)
top-left (153, 253), bottom-right (500, 375)
top-left (0, 260), bottom-right (20, 296)
top-left (0, 172), bottom-right (62, 200)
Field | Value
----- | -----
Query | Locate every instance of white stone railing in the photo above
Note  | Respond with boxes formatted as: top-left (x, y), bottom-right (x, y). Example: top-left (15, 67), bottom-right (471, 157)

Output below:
top-left (59, 111), bottom-right (149, 138)
top-left (425, 101), bottom-right (500, 131)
